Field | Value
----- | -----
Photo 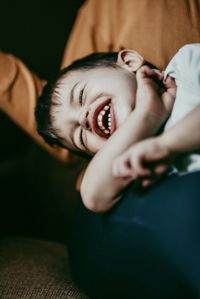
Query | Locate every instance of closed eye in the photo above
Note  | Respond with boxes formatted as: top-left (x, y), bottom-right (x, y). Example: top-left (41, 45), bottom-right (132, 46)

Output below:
top-left (79, 127), bottom-right (85, 147)
top-left (79, 88), bottom-right (84, 105)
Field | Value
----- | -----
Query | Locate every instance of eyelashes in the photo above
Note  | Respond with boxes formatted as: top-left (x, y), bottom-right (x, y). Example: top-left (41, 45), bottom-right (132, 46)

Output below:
top-left (78, 85), bottom-right (88, 149)
top-left (79, 88), bottom-right (84, 105)
top-left (79, 128), bottom-right (85, 147)
top-left (79, 87), bottom-right (85, 147)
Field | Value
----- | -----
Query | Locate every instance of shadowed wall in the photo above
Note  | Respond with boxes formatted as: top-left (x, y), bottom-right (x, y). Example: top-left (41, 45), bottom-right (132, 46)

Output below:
top-left (0, 0), bottom-right (84, 242)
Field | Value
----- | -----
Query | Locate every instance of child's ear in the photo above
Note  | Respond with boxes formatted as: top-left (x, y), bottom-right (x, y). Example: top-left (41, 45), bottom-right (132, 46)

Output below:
top-left (117, 49), bottom-right (145, 72)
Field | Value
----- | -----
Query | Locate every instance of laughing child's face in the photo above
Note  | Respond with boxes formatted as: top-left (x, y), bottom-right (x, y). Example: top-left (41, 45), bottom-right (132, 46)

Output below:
top-left (50, 50), bottom-right (145, 155)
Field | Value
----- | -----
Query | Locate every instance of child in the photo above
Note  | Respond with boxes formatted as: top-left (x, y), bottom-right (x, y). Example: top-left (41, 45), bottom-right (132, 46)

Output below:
top-left (35, 44), bottom-right (200, 212)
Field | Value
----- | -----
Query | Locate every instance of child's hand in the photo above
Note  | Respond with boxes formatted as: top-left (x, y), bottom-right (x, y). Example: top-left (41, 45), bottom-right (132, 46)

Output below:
top-left (112, 137), bottom-right (175, 187)
top-left (162, 74), bottom-right (177, 109)
top-left (135, 66), bottom-right (176, 126)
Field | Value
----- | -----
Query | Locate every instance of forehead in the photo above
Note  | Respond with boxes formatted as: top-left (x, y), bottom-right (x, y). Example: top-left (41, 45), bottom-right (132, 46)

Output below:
top-left (53, 66), bottom-right (125, 108)
top-left (58, 66), bottom-right (122, 91)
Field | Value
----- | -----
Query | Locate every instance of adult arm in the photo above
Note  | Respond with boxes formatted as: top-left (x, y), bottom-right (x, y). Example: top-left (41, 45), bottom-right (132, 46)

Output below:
top-left (0, 52), bottom-right (71, 162)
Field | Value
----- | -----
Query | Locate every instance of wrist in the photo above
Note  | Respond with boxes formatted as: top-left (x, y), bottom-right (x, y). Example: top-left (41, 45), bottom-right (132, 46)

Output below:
top-left (159, 131), bottom-right (178, 156)
top-left (135, 110), bottom-right (165, 135)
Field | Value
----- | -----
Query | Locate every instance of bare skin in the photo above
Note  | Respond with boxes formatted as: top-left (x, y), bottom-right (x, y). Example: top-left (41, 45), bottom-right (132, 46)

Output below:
top-left (81, 67), bottom-right (176, 212)
top-left (113, 104), bottom-right (200, 187)
top-left (51, 49), bottom-right (176, 212)
top-left (52, 48), bottom-right (199, 213)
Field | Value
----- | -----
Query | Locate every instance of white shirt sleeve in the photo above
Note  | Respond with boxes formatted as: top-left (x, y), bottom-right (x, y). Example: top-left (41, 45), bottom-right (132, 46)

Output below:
top-left (164, 44), bottom-right (200, 174)
top-left (164, 44), bottom-right (200, 129)
top-left (165, 43), bottom-right (200, 94)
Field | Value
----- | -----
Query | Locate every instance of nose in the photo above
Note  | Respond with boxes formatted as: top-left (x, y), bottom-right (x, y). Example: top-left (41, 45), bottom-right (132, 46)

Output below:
top-left (79, 108), bottom-right (91, 131)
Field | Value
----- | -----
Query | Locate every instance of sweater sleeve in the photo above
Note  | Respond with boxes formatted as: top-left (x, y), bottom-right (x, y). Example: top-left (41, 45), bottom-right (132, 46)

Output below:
top-left (0, 51), bottom-right (71, 162)
top-left (61, 0), bottom-right (113, 68)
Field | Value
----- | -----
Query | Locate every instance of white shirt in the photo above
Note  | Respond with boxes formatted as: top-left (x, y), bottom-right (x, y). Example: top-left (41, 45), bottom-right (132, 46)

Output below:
top-left (164, 44), bottom-right (200, 174)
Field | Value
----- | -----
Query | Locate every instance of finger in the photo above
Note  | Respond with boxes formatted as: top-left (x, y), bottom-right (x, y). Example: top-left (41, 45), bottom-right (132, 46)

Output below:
top-left (137, 66), bottom-right (163, 80)
top-left (164, 76), bottom-right (176, 89)
top-left (141, 178), bottom-right (154, 188)
top-left (143, 150), bottom-right (168, 162)
top-left (136, 65), bottom-right (152, 80)
top-left (141, 176), bottom-right (160, 188)
top-left (133, 155), bottom-right (152, 177)
top-left (151, 69), bottom-right (164, 80)
top-left (112, 158), bottom-right (137, 179)
top-left (137, 67), bottom-right (164, 92)
top-left (153, 163), bottom-right (170, 175)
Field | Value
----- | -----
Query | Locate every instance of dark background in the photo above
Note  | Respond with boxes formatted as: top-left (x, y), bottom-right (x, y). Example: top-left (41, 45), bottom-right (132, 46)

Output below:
top-left (0, 0), bottom-right (84, 79)
top-left (0, 0), bottom-right (84, 243)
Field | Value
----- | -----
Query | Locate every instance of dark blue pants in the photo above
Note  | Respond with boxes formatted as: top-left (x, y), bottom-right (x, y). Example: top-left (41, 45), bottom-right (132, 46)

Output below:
top-left (69, 171), bottom-right (200, 299)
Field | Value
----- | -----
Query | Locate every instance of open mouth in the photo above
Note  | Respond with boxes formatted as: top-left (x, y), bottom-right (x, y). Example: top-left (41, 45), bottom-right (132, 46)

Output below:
top-left (93, 99), bottom-right (116, 138)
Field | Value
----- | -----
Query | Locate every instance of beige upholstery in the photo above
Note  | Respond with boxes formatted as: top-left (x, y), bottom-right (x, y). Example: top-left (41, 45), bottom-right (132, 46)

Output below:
top-left (0, 238), bottom-right (88, 299)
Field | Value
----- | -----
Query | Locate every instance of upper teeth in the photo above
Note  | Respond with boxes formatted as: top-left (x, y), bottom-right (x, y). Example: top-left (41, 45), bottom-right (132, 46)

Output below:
top-left (97, 104), bottom-right (111, 134)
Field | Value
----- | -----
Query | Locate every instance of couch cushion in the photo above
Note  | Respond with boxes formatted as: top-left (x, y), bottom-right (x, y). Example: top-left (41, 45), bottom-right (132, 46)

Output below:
top-left (0, 238), bottom-right (88, 299)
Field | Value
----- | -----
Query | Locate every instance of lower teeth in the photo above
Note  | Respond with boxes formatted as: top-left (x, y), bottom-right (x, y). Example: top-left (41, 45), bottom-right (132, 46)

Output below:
top-left (97, 103), bottom-right (112, 134)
